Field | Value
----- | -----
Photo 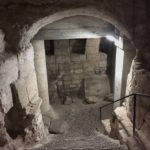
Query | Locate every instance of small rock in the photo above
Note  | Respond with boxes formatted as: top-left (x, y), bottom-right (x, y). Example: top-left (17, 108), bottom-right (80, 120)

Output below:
top-left (104, 93), bottom-right (114, 102)
top-left (85, 96), bottom-right (98, 104)
top-left (63, 96), bottom-right (73, 105)
top-left (49, 119), bottom-right (68, 134)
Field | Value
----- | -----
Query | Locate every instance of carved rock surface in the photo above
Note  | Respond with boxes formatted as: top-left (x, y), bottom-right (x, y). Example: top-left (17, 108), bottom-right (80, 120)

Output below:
top-left (0, 86), bottom-right (13, 114)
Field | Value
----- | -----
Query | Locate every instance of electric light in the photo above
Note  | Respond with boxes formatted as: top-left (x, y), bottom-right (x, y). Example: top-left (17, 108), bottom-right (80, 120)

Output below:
top-left (106, 35), bottom-right (116, 42)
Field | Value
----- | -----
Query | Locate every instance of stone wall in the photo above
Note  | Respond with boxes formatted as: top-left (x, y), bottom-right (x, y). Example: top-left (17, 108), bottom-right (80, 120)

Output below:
top-left (46, 38), bottom-right (110, 104)
top-left (125, 58), bottom-right (150, 149)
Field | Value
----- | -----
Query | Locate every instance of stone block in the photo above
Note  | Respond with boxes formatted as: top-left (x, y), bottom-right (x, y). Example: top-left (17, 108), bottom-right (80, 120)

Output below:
top-left (55, 48), bottom-right (70, 56)
top-left (86, 53), bottom-right (101, 62)
top-left (58, 64), bottom-right (70, 74)
top-left (48, 64), bottom-right (59, 74)
top-left (64, 56), bottom-right (70, 63)
top-left (86, 38), bottom-right (100, 47)
top-left (100, 52), bottom-right (107, 60)
top-left (61, 48), bottom-right (70, 55)
top-left (84, 64), bottom-right (94, 73)
top-left (54, 40), bottom-right (69, 50)
top-left (86, 38), bottom-right (100, 53)
top-left (83, 62), bottom-right (91, 70)
top-left (84, 74), bottom-right (110, 98)
top-left (56, 55), bottom-right (70, 64)
top-left (69, 84), bottom-right (77, 88)
top-left (73, 63), bottom-right (82, 70)
top-left (63, 96), bottom-right (73, 105)
top-left (72, 74), bottom-right (81, 80)
top-left (80, 55), bottom-right (86, 61)
top-left (64, 80), bottom-right (72, 89)
top-left (74, 69), bottom-right (83, 74)
top-left (86, 46), bottom-right (100, 54)
top-left (0, 86), bottom-right (13, 114)
top-left (11, 78), bottom-right (29, 108)
top-left (99, 61), bottom-right (107, 68)
top-left (55, 48), bottom-right (62, 55)
top-left (57, 80), bottom-right (63, 86)
top-left (0, 53), bottom-right (18, 88)
top-left (85, 96), bottom-right (98, 104)
top-left (72, 80), bottom-right (81, 85)
top-left (71, 54), bottom-right (82, 62)
top-left (46, 55), bottom-right (55, 64)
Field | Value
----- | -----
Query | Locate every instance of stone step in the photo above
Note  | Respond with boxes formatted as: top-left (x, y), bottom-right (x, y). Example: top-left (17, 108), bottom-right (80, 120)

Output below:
top-left (28, 134), bottom-right (127, 150)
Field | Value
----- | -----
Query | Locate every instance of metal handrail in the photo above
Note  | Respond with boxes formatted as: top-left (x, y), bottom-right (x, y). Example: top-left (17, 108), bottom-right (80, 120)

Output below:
top-left (100, 93), bottom-right (150, 136)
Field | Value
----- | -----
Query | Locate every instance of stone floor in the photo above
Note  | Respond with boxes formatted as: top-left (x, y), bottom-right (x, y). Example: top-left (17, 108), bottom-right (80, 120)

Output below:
top-left (26, 98), bottom-right (127, 150)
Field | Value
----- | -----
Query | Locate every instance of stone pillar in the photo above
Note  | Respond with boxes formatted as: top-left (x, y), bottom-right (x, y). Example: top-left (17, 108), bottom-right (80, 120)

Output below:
top-left (114, 37), bottom-right (124, 108)
top-left (32, 40), bottom-right (50, 113)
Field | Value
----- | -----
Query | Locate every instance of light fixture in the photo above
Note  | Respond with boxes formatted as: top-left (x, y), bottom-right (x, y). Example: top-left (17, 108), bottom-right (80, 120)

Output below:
top-left (106, 35), bottom-right (116, 42)
top-left (106, 34), bottom-right (123, 49)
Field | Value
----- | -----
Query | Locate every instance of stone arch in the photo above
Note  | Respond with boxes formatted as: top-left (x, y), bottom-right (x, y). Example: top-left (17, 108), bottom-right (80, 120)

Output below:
top-left (29, 6), bottom-right (137, 117)
top-left (19, 7), bottom-right (133, 51)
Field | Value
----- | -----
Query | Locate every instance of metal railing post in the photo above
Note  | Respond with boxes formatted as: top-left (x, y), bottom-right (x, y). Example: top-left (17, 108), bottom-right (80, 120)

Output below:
top-left (133, 94), bottom-right (137, 136)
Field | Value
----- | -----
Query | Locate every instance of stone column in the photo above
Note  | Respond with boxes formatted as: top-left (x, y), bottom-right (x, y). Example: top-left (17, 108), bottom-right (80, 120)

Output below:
top-left (32, 40), bottom-right (50, 113)
top-left (114, 37), bottom-right (124, 108)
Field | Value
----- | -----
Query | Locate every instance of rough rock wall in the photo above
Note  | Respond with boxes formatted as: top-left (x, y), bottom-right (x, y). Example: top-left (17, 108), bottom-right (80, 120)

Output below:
top-left (121, 40), bottom-right (136, 97)
top-left (0, 45), bottom-right (47, 148)
top-left (126, 58), bottom-right (150, 142)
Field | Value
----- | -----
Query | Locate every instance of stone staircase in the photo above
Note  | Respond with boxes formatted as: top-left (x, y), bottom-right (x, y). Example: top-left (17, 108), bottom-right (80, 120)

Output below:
top-left (26, 100), bottom-right (128, 150)
top-left (29, 133), bottom-right (128, 150)
top-left (101, 106), bottom-right (145, 150)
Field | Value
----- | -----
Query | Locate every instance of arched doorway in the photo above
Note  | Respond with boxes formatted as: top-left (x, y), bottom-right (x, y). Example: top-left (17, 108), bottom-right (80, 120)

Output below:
top-left (30, 12), bottom-right (135, 137)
